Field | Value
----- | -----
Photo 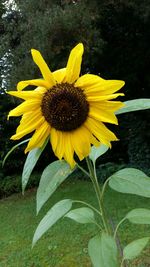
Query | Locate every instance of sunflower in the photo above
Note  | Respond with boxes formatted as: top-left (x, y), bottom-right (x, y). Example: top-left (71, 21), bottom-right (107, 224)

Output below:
top-left (8, 43), bottom-right (125, 167)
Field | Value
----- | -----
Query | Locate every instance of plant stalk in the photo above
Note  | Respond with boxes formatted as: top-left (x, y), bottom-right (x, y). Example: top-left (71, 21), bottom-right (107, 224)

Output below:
top-left (86, 157), bottom-right (110, 234)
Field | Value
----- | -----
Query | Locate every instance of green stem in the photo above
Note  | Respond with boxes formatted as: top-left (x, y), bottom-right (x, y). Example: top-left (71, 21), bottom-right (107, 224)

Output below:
top-left (73, 200), bottom-right (102, 217)
top-left (121, 258), bottom-right (125, 267)
top-left (93, 162), bottom-right (98, 181)
top-left (86, 157), bottom-right (110, 234)
top-left (101, 177), bottom-right (111, 200)
top-left (92, 220), bottom-right (102, 230)
top-left (86, 158), bottom-right (101, 203)
top-left (76, 163), bottom-right (91, 178)
top-left (114, 218), bottom-right (126, 240)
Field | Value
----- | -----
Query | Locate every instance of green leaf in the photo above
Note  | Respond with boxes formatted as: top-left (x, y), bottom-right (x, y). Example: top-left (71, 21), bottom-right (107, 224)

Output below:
top-left (22, 140), bottom-right (48, 193)
top-left (126, 208), bottom-right (150, 224)
top-left (2, 139), bottom-right (30, 167)
top-left (123, 237), bottom-right (149, 260)
top-left (65, 207), bottom-right (96, 224)
top-left (109, 168), bottom-right (150, 198)
top-left (88, 232), bottom-right (118, 267)
top-left (32, 199), bottom-right (73, 247)
top-left (115, 99), bottom-right (150, 115)
top-left (36, 160), bottom-right (74, 214)
top-left (89, 144), bottom-right (109, 163)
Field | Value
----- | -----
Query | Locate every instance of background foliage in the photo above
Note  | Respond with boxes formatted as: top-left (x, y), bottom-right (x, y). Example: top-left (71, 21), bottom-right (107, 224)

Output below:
top-left (0, 0), bottom-right (150, 192)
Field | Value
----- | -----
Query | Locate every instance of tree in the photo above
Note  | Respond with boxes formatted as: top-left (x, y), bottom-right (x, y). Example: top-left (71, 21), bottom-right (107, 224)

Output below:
top-left (1, 0), bottom-right (102, 90)
top-left (0, 1), bottom-right (5, 91)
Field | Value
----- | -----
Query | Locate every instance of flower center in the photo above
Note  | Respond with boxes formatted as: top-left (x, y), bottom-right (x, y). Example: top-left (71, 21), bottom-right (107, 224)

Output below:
top-left (41, 83), bottom-right (89, 131)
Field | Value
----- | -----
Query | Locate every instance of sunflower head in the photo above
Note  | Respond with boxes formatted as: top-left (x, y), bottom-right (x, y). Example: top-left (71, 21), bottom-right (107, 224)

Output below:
top-left (8, 43), bottom-right (125, 168)
top-left (41, 82), bottom-right (89, 131)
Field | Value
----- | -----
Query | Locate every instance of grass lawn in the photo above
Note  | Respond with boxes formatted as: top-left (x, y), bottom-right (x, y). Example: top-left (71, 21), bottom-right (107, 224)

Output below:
top-left (0, 178), bottom-right (150, 267)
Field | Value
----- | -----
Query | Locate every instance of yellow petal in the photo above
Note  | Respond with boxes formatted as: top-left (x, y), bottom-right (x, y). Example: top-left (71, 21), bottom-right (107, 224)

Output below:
top-left (90, 101), bottom-right (124, 112)
top-left (55, 131), bottom-right (64, 160)
top-left (50, 130), bottom-right (64, 160)
top-left (65, 43), bottom-right (84, 84)
top-left (98, 121), bottom-right (118, 141)
top-left (51, 129), bottom-right (75, 167)
top-left (7, 90), bottom-right (43, 100)
top-left (63, 133), bottom-right (75, 168)
top-left (25, 121), bottom-right (50, 153)
top-left (75, 74), bottom-right (105, 88)
top-left (31, 49), bottom-right (56, 87)
top-left (11, 115), bottom-right (45, 140)
top-left (85, 117), bottom-right (118, 146)
top-left (17, 79), bottom-right (50, 91)
top-left (17, 109), bottom-right (42, 127)
top-left (89, 105), bottom-right (118, 125)
top-left (85, 80), bottom-right (125, 95)
top-left (86, 93), bottom-right (124, 102)
top-left (50, 128), bottom-right (59, 152)
top-left (97, 80), bottom-right (125, 95)
top-left (90, 135), bottom-right (100, 147)
top-left (53, 68), bottom-right (66, 83)
top-left (8, 99), bottom-right (41, 118)
top-left (16, 109), bottom-right (44, 133)
top-left (71, 126), bottom-right (91, 160)
top-left (75, 74), bottom-right (125, 95)
top-left (35, 87), bottom-right (47, 94)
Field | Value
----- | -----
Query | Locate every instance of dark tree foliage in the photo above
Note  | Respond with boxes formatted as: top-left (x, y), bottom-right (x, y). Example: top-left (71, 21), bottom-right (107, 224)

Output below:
top-left (0, 0), bottom-right (150, 179)
top-left (91, 0), bottom-right (150, 171)
top-left (0, 2), bottom-right (5, 36)
top-left (0, 1), bottom-right (5, 90)
top-left (2, 0), bottom-right (102, 90)
top-left (95, 1), bottom-right (150, 99)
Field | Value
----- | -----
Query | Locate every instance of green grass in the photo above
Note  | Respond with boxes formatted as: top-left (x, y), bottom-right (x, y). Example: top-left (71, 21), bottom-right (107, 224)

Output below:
top-left (0, 178), bottom-right (150, 267)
